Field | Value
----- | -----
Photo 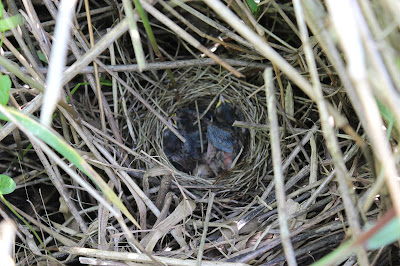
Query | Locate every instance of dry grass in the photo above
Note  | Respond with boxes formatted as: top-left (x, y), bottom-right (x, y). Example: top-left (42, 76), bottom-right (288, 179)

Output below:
top-left (0, 0), bottom-right (399, 265)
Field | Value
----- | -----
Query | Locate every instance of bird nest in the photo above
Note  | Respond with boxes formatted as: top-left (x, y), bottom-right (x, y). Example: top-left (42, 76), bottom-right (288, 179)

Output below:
top-left (4, 1), bottom-right (393, 264)
top-left (138, 67), bottom-right (269, 197)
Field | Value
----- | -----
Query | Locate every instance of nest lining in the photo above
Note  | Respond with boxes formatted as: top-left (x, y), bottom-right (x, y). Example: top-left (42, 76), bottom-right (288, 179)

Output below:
top-left (134, 67), bottom-right (270, 195)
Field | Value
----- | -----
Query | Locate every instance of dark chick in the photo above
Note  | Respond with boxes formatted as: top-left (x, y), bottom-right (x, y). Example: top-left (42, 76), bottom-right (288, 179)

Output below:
top-left (163, 108), bottom-right (211, 173)
top-left (206, 95), bottom-right (246, 176)
top-left (162, 119), bottom-right (191, 171)
top-left (174, 108), bottom-right (210, 160)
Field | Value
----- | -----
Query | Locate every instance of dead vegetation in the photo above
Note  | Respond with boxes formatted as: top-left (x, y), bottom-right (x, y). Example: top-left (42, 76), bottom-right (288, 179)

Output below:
top-left (0, 0), bottom-right (399, 265)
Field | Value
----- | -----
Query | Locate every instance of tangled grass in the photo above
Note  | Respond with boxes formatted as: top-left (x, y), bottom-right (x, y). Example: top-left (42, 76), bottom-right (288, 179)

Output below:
top-left (0, 0), bottom-right (399, 265)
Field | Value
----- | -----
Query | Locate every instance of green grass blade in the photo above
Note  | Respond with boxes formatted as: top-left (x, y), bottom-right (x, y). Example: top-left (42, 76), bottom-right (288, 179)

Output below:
top-left (0, 107), bottom-right (141, 229)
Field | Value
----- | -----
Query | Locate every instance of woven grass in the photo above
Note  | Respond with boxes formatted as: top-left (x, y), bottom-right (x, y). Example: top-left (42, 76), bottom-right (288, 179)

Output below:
top-left (0, 0), bottom-right (399, 265)
top-left (152, 69), bottom-right (267, 188)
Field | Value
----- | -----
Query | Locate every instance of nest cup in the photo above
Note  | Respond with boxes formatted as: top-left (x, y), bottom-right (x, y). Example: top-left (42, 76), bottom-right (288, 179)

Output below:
top-left (145, 68), bottom-right (271, 195)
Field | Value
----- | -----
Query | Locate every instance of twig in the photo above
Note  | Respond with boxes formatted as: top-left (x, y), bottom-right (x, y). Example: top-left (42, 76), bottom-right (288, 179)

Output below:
top-left (296, 1), bottom-right (369, 263)
top-left (265, 68), bottom-right (297, 266)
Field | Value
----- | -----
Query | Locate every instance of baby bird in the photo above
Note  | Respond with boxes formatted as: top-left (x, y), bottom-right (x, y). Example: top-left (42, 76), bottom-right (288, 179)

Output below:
top-left (174, 108), bottom-right (210, 161)
top-left (206, 95), bottom-right (246, 176)
top-left (163, 119), bottom-right (190, 171)
top-left (163, 107), bottom-right (211, 173)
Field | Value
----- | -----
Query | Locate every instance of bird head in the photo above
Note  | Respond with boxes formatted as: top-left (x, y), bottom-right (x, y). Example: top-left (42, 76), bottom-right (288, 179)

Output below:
top-left (215, 95), bottom-right (236, 125)
top-left (173, 108), bottom-right (212, 131)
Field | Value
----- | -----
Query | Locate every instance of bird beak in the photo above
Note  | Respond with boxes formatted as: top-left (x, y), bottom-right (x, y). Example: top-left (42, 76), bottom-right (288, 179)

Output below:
top-left (219, 95), bottom-right (230, 105)
top-left (168, 116), bottom-right (178, 128)
top-left (219, 95), bottom-right (226, 105)
top-left (216, 95), bottom-right (226, 108)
